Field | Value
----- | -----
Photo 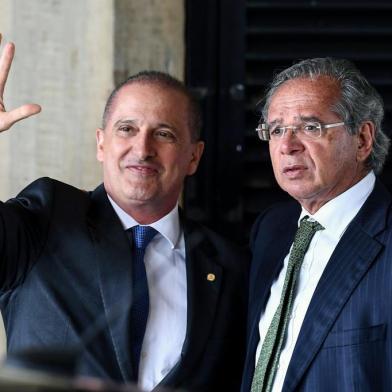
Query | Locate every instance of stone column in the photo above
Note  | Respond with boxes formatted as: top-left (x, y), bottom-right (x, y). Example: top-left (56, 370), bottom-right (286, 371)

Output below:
top-left (113, 0), bottom-right (185, 84)
top-left (0, 0), bottom-right (114, 200)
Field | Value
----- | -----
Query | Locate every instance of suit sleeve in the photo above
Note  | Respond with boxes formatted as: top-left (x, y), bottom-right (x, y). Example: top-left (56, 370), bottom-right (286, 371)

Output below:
top-left (0, 178), bottom-right (54, 291)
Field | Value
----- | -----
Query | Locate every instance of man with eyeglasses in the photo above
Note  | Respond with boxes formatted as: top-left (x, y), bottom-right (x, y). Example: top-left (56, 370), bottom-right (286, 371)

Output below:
top-left (241, 57), bottom-right (392, 391)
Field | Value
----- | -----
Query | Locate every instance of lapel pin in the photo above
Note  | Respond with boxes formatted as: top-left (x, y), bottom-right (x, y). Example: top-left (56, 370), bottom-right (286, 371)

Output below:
top-left (207, 273), bottom-right (215, 282)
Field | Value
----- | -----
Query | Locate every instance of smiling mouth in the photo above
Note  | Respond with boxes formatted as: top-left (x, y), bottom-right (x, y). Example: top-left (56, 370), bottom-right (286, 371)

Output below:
top-left (126, 165), bottom-right (159, 176)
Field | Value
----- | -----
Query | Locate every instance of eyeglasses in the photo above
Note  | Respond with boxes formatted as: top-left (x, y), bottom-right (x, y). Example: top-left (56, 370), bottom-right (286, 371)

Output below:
top-left (255, 121), bottom-right (345, 141)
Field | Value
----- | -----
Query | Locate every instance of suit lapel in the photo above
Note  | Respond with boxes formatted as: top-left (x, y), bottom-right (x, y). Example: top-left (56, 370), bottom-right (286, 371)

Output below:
top-left (159, 218), bottom-right (223, 388)
top-left (242, 206), bottom-right (299, 391)
top-left (88, 184), bottom-right (134, 381)
top-left (88, 196), bottom-right (225, 386)
top-left (283, 181), bottom-right (390, 391)
top-left (249, 221), bottom-right (297, 350)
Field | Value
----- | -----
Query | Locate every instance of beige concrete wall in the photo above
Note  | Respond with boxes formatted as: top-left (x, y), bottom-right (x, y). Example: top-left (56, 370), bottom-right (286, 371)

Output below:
top-left (0, 0), bottom-right (114, 200)
top-left (0, 0), bottom-right (184, 359)
top-left (114, 0), bottom-right (185, 84)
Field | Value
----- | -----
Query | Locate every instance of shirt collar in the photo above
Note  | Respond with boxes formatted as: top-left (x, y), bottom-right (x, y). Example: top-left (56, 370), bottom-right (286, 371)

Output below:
top-left (299, 171), bottom-right (376, 240)
top-left (107, 195), bottom-right (181, 249)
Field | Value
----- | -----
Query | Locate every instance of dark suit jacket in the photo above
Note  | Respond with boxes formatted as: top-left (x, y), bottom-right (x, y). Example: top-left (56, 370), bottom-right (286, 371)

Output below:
top-left (242, 179), bottom-right (392, 392)
top-left (0, 177), bottom-right (248, 392)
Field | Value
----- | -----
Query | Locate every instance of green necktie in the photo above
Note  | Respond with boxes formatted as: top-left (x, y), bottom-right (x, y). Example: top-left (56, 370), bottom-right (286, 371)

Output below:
top-left (251, 216), bottom-right (324, 392)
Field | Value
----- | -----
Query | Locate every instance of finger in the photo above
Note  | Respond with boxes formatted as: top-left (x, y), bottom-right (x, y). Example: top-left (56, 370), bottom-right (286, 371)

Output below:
top-left (0, 103), bottom-right (41, 132)
top-left (0, 42), bottom-right (15, 99)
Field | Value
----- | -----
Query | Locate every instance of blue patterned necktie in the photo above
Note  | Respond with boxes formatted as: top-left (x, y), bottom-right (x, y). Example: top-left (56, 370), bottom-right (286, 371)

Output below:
top-left (251, 216), bottom-right (324, 392)
top-left (129, 225), bottom-right (157, 380)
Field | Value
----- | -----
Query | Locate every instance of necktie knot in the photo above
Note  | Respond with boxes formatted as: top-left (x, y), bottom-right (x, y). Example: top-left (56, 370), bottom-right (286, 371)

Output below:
top-left (131, 225), bottom-right (158, 249)
top-left (292, 216), bottom-right (324, 256)
top-left (300, 216), bottom-right (324, 232)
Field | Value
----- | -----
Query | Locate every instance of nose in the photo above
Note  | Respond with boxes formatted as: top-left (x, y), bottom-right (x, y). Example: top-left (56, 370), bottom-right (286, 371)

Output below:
top-left (279, 128), bottom-right (305, 155)
top-left (132, 130), bottom-right (156, 160)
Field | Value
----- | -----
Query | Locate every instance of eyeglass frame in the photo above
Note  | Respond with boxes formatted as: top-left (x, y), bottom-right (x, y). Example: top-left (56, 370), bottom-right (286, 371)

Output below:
top-left (255, 121), bottom-right (345, 141)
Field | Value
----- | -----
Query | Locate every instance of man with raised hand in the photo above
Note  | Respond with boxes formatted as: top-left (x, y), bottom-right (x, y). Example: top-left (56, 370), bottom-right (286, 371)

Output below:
top-left (0, 35), bottom-right (248, 392)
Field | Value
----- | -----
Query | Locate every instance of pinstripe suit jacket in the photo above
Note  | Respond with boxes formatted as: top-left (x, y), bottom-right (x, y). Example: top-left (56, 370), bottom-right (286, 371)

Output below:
top-left (242, 179), bottom-right (392, 392)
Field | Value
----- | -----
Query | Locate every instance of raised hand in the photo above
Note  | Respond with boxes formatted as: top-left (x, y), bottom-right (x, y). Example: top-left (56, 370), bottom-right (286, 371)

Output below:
top-left (0, 34), bottom-right (41, 132)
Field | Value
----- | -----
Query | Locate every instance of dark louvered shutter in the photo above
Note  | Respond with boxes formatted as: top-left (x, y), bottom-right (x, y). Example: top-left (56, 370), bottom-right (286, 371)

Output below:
top-left (186, 0), bottom-right (392, 244)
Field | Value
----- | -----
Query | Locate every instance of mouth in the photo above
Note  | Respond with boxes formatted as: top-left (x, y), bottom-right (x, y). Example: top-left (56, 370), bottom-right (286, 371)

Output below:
top-left (125, 164), bottom-right (160, 176)
top-left (282, 165), bottom-right (307, 178)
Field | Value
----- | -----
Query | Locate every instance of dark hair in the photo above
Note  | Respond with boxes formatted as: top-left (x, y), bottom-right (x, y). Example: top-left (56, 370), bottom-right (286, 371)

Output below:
top-left (260, 57), bottom-right (390, 174)
top-left (102, 70), bottom-right (202, 142)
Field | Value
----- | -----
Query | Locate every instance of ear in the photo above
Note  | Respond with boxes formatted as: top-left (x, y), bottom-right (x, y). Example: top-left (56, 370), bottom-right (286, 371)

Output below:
top-left (96, 128), bottom-right (105, 162)
top-left (187, 141), bottom-right (205, 176)
top-left (356, 121), bottom-right (375, 163)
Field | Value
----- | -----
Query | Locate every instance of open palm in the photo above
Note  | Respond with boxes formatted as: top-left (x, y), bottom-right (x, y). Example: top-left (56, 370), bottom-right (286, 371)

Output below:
top-left (0, 34), bottom-right (41, 132)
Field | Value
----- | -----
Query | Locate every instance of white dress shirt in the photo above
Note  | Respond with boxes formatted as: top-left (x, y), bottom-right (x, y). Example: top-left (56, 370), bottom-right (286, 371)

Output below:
top-left (255, 171), bottom-right (376, 391)
top-left (108, 197), bottom-right (187, 391)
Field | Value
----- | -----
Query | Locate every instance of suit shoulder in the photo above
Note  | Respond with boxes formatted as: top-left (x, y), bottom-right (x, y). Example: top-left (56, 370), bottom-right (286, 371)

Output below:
top-left (184, 218), bottom-right (243, 251)
top-left (250, 200), bottom-right (300, 247)
top-left (7, 177), bottom-right (90, 211)
top-left (183, 218), bottom-right (250, 270)
top-left (14, 177), bottom-right (87, 198)
top-left (255, 199), bottom-right (300, 223)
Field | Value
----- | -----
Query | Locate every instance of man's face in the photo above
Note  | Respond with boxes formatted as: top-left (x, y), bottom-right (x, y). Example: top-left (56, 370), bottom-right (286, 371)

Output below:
top-left (268, 76), bottom-right (371, 213)
top-left (96, 83), bottom-right (204, 222)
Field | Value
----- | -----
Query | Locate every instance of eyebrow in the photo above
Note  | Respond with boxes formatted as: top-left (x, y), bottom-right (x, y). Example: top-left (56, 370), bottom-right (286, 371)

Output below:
top-left (267, 115), bottom-right (323, 126)
top-left (266, 119), bottom-right (281, 127)
top-left (113, 119), bottom-right (138, 128)
top-left (299, 115), bottom-right (323, 123)
top-left (155, 122), bottom-right (178, 132)
top-left (113, 118), bottom-right (178, 132)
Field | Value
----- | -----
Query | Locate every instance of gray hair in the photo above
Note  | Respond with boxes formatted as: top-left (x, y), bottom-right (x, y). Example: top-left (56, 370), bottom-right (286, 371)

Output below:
top-left (102, 70), bottom-right (202, 142)
top-left (261, 57), bottom-right (390, 174)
